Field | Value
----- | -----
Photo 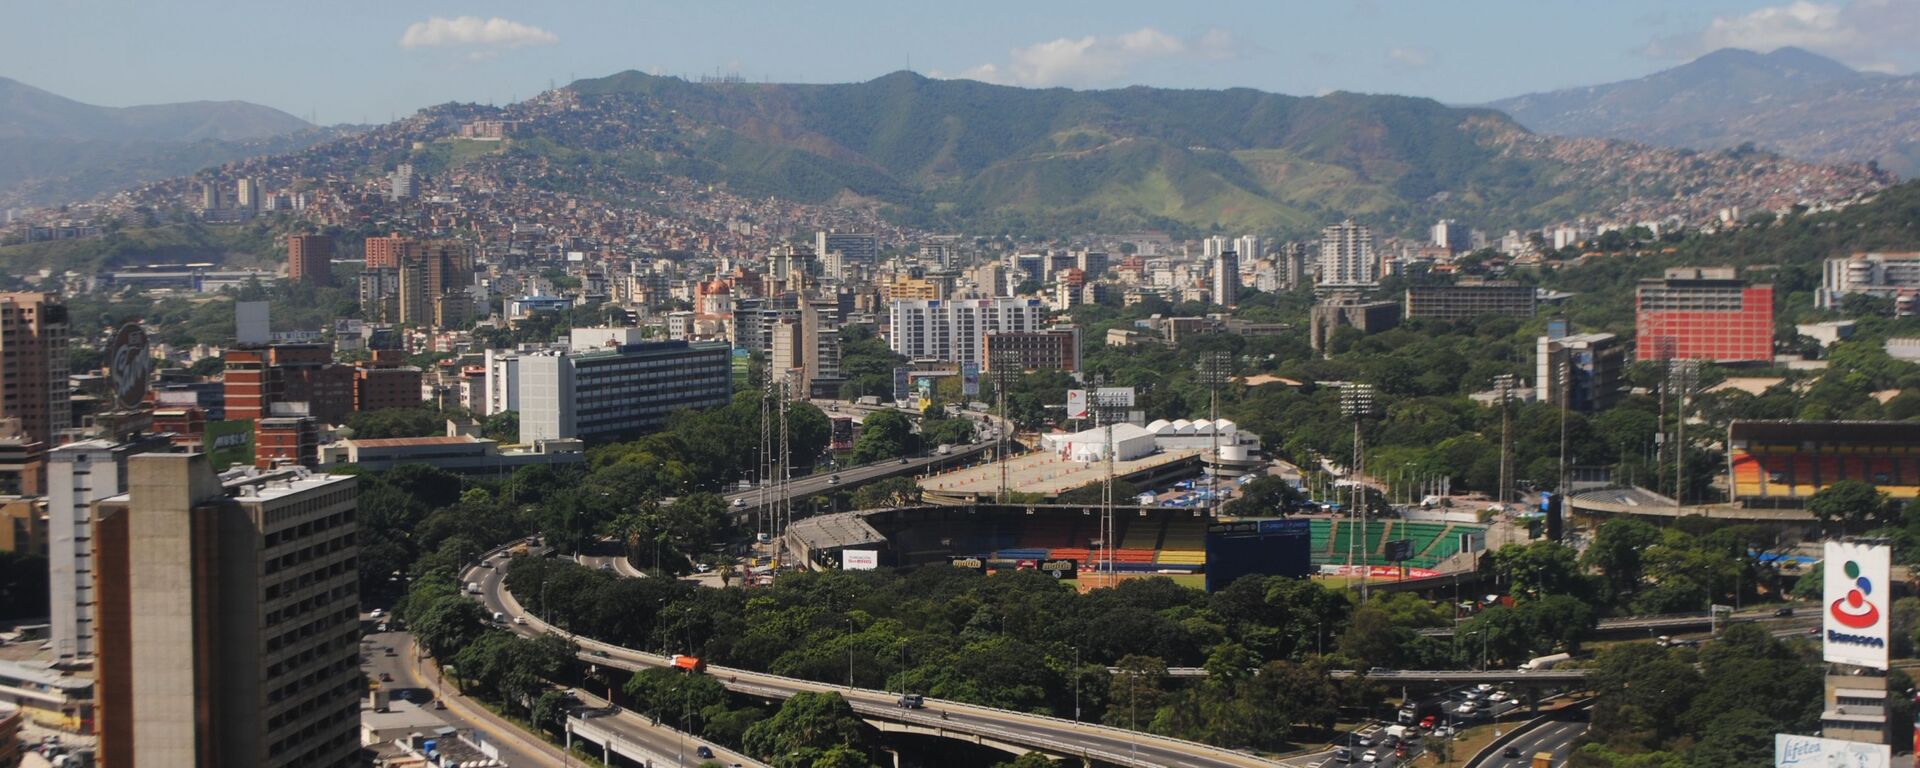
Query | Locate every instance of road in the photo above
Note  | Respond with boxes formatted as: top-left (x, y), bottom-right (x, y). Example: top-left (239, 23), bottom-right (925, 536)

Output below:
top-left (1470, 718), bottom-right (1588, 768)
top-left (363, 629), bottom-right (567, 768)
top-left (565, 688), bottom-right (769, 768)
top-left (722, 400), bottom-right (1009, 513)
top-left (471, 552), bottom-right (1284, 768)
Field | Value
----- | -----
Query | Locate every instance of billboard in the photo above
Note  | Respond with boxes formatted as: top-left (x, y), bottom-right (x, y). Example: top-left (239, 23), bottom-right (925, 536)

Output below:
top-left (1094, 386), bottom-right (1136, 407)
top-left (1824, 540), bottom-right (1891, 669)
top-left (106, 323), bottom-right (152, 410)
top-left (842, 549), bottom-right (879, 571)
top-left (205, 419), bottom-right (256, 471)
top-left (893, 367), bottom-right (910, 403)
top-left (1066, 390), bottom-right (1088, 419)
top-left (1385, 539), bottom-right (1415, 562)
top-left (1774, 734), bottom-right (1890, 768)
top-left (961, 362), bottom-right (981, 397)
top-left (1205, 518), bottom-right (1312, 592)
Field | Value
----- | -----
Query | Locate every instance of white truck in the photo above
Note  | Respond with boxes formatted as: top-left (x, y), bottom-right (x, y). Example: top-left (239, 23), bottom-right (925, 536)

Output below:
top-left (1519, 652), bottom-right (1570, 671)
top-left (466, 581), bottom-right (482, 595)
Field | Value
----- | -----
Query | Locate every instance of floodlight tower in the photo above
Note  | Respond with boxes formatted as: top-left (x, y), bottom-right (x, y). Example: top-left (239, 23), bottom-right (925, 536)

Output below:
top-left (1340, 383), bottom-right (1376, 599)
top-left (993, 348), bottom-right (1017, 503)
top-left (1197, 351), bottom-right (1232, 517)
top-left (1668, 359), bottom-right (1700, 504)
top-left (1492, 374), bottom-right (1517, 509)
top-left (1088, 383), bottom-right (1133, 577)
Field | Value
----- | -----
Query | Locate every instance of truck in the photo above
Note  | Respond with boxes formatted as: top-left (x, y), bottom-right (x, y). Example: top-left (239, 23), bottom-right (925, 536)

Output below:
top-left (936, 444), bottom-right (953, 455)
top-left (1532, 752), bottom-right (1554, 768)
top-left (1383, 725), bottom-right (1410, 741)
top-left (671, 654), bottom-right (707, 673)
top-left (466, 582), bottom-right (482, 595)
top-left (856, 396), bottom-right (881, 406)
top-left (1519, 652), bottom-right (1570, 671)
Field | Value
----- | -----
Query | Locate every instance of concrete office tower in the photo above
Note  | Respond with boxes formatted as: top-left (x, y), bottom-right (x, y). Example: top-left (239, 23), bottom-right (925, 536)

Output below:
top-left (1818, 252), bottom-right (1920, 311)
top-left (286, 234), bottom-right (333, 286)
top-left (46, 438), bottom-right (166, 663)
top-left (815, 232), bottom-right (877, 265)
top-left (236, 177), bottom-right (260, 212)
top-left (363, 234), bottom-right (415, 270)
top-left (93, 455), bottom-right (360, 768)
top-left (1319, 220), bottom-right (1378, 287)
top-left (1212, 250), bottom-right (1240, 308)
top-left (0, 293), bottom-right (70, 447)
top-left (388, 163), bottom-right (415, 201)
top-left (1536, 330), bottom-right (1627, 412)
top-left (517, 337), bottom-right (732, 443)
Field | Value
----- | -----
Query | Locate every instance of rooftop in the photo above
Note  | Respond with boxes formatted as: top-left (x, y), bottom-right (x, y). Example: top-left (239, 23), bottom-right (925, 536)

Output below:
top-left (348, 436), bottom-right (482, 449)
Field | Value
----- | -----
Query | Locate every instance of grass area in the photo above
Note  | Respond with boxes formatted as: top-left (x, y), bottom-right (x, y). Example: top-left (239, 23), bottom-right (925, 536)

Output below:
top-left (0, 219), bottom-right (286, 273)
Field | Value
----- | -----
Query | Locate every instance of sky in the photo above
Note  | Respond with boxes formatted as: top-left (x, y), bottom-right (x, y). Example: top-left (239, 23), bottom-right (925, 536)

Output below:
top-left (4, 0), bottom-right (1918, 125)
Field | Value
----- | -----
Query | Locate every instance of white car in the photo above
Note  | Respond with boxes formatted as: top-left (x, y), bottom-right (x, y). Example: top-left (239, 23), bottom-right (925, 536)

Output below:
top-left (512, 617), bottom-right (527, 625)
top-left (1489, 691), bottom-right (1509, 702)
top-left (1474, 683), bottom-right (1494, 693)
top-left (1361, 750), bottom-right (1380, 764)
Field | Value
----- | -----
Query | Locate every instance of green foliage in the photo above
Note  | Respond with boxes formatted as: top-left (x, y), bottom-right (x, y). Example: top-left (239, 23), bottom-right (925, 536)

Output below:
top-left (1223, 475), bottom-right (1306, 517)
top-left (850, 410), bottom-right (916, 464)
top-left (742, 692), bottom-right (877, 768)
top-left (1586, 623), bottom-right (1820, 764)
top-left (1808, 479), bottom-right (1895, 534)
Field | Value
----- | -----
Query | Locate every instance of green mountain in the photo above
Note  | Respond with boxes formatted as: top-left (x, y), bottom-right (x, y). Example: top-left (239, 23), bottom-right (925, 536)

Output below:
top-left (549, 70), bottom-right (1883, 235)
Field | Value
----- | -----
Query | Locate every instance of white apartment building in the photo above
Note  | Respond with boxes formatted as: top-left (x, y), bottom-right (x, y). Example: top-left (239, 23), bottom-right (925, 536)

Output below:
top-left (888, 298), bottom-right (1048, 366)
top-left (1319, 220), bottom-right (1378, 287)
top-left (1819, 252), bottom-right (1920, 311)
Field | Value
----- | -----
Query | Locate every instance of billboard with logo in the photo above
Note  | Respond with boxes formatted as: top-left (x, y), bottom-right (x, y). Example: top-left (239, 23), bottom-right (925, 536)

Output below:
top-left (205, 419), bottom-right (256, 471)
top-left (962, 361), bottom-right (981, 397)
top-left (842, 549), bottom-right (879, 571)
top-left (1775, 733), bottom-right (1890, 768)
top-left (1823, 540), bottom-right (1891, 669)
top-left (1066, 390), bottom-right (1088, 419)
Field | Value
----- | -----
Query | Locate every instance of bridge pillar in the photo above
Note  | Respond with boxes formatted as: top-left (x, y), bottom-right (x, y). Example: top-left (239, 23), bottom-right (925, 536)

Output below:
top-left (883, 747), bottom-right (902, 768)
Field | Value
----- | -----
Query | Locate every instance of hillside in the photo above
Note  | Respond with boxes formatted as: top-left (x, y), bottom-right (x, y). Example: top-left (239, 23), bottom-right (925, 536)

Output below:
top-left (0, 76), bottom-right (324, 207)
top-left (1488, 48), bottom-right (1920, 177)
top-left (542, 70), bottom-right (1887, 236)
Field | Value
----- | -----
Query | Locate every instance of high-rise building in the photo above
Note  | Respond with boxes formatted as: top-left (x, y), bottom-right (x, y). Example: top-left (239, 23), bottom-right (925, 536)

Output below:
top-left (1635, 267), bottom-right (1774, 363)
top-left (1277, 242), bottom-right (1308, 289)
top-left (1076, 250), bottom-right (1109, 280)
top-left (888, 298), bottom-right (1047, 366)
top-left (1233, 235), bottom-right (1261, 262)
top-left (286, 234), bottom-right (333, 286)
top-left (1431, 219), bottom-right (1471, 255)
top-left (1202, 235), bottom-right (1230, 259)
top-left (46, 437), bottom-right (169, 663)
top-left (1212, 250), bottom-right (1240, 308)
top-left (1537, 331), bottom-right (1627, 412)
top-left (983, 327), bottom-right (1082, 372)
top-left (363, 234), bottom-right (414, 270)
top-left (815, 232), bottom-right (877, 266)
top-left (0, 293), bottom-right (70, 447)
top-left (236, 177), bottom-right (261, 213)
top-left (388, 163), bottom-right (416, 201)
top-left (1818, 252), bottom-right (1920, 312)
top-left (1319, 220), bottom-right (1378, 287)
top-left (1404, 283), bottom-right (1538, 320)
top-left (93, 455), bottom-right (360, 768)
top-left (518, 335), bottom-right (732, 443)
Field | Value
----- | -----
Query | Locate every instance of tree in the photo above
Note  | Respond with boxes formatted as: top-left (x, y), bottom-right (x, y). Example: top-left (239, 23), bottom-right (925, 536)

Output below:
top-left (851, 410), bottom-right (916, 464)
top-left (995, 754), bottom-right (1061, 768)
top-left (1489, 541), bottom-right (1595, 603)
top-left (850, 477), bottom-right (920, 510)
top-left (1223, 476), bottom-right (1305, 516)
top-left (1582, 519), bottom-right (1662, 602)
top-left (1809, 479), bottom-right (1893, 534)
top-left (743, 691), bottom-right (875, 768)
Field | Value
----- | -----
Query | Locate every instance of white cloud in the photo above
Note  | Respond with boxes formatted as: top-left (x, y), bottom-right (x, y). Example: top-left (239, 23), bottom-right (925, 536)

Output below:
top-left (400, 16), bottom-right (558, 50)
top-left (1642, 0), bottom-right (1920, 71)
top-left (948, 27), bottom-right (1245, 88)
top-left (1387, 47), bottom-right (1436, 69)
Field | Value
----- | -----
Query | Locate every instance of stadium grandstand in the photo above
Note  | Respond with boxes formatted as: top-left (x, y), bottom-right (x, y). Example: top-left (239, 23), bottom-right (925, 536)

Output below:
top-left (1728, 420), bottom-right (1920, 508)
top-left (1311, 519), bottom-right (1481, 570)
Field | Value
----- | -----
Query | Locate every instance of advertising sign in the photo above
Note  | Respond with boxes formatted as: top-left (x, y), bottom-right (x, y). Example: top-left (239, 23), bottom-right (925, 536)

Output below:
top-left (842, 549), bottom-right (879, 571)
top-left (962, 361), bottom-right (981, 397)
top-left (1037, 559), bottom-right (1078, 579)
top-left (893, 367), bottom-right (911, 403)
top-left (1385, 539), bottom-right (1415, 562)
top-left (106, 323), bottom-right (152, 410)
top-left (1823, 540), bottom-right (1891, 669)
top-left (1066, 390), bottom-right (1088, 419)
top-left (1774, 734), bottom-right (1890, 768)
top-left (204, 419), bottom-right (256, 471)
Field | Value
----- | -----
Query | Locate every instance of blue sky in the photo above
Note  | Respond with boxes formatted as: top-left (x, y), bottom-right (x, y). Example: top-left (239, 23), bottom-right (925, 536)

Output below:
top-left (5, 0), bottom-right (1917, 125)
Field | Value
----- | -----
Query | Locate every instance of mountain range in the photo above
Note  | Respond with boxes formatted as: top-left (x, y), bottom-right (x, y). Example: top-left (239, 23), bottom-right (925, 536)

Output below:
top-left (1488, 47), bottom-right (1920, 177)
top-left (534, 70), bottom-right (1883, 234)
top-left (0, 77), bottom-right (329, 208)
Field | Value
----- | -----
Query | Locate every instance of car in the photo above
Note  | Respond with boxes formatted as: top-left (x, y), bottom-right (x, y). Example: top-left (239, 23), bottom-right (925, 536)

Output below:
top-left (828, 474), bottom-right (841, 485)
top-left (513, 617), bottom-right (527, 625)
top-left (1355, 734), bottom-right (1376, 747)
top-left (897, 694), bottom-right (924, 709)
top-left (1456, 703), bottom-right (1476, 716)
top-left (370, 608), bottom-right (385, 617)
top-left (732, 498), bottom-right (747, 508)
top-left (1333, 747), bottom-right (1355, 763)
top-left (478, 561), bottom-right (493, 568)
top-left (1367, 666), bottom-right (1392, 675)
top-left (696, 746), bottom-right (715, 759)
top-left (379, 672), bottom-right (393, 682)
top-left (1489, 691), bottom-right (1509, 702)
top-left (1474, 683), bottom-right (1494, 693)
top-left (1775, 606), bottom-right (1795, 617)
top-left (898, 457), bottom-right (910, 464)
top-left (1381, 735), bottom-right (1400, 749)
top-left (492, 611), bottom-right (506, 621)
top-left (1503, 747), bottom-right (1522, 759)
top-left (1361, 750), bottom-right (1380, 764)
top-left (384, 648), bottom-right (397, 657)
top-left (1419, 715), bottom-right (1437, 730)
top-left (599, 563), bottom-right (613, 571)
top-left (695, 563), bottom-right (713, 573)
top-left (433, 699), bottom-right (446, 710)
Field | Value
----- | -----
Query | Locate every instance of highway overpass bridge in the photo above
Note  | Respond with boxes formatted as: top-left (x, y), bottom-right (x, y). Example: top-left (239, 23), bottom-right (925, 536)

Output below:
top-left (469, 551), bottom-right (1287, 768)
top-left (1119, 667), bottom-right (1589, 686)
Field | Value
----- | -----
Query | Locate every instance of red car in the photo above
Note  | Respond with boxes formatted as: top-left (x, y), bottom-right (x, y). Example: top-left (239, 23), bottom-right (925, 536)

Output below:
top-left (1419, 715), bottom-right (1437, 730)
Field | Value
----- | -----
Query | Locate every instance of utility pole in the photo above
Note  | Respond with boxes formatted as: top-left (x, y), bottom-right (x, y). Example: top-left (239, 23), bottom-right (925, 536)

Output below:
top-left (1197, 351), bottom-right (1231, 517)
top-left (1493, 374), bottom-right (1516, 509)
top-left (1341, 384), bottom-right (1375, 600)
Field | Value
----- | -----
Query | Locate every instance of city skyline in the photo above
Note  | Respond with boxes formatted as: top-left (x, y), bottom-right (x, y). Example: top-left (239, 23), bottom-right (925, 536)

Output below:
top-left (4, 0), bottom-right (1918, 125)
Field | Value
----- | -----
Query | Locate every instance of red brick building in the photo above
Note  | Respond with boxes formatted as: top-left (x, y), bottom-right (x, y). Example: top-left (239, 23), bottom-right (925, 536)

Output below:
top-left (363, 234), bottom-right (415, 270)
top-left (1635, 267), bottom-right (1774, 363)
top-left (287, 234), bottom-right (333, 286)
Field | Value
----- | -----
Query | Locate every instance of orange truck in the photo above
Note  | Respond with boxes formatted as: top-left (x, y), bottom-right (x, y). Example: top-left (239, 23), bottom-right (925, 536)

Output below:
top-left (672, 654), bottom-right (706, 673)
top-left (1532, 753), bottom-right (1553, 768)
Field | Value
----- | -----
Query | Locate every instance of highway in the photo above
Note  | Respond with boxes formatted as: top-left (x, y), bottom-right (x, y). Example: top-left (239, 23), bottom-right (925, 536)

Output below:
top-left (1469, 716), bottom-right (1588, 768)
top-left (565, 688), bottom-right (770, 768)
top-left (470, 550), bottom-right (1286, 768)
top-left (1137, 668), bottom-right (1588, 684)
top-left (364, 629), bottom-right (567, 768)
top-left (722, 401), bottom-right (1007, 513)
top-left (1418, 605), bottom-right (1814, 639)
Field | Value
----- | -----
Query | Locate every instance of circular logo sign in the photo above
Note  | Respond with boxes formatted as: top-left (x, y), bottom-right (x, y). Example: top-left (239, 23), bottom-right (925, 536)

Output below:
top-left (106, 323), bottom-right (152, 410)
top-left (1830, 559), bottom-right (1881, 629)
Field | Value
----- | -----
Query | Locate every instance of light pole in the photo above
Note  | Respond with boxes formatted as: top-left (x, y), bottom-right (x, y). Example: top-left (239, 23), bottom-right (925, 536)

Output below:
top-left (1073, 646), bottom-right (1081, 721)
top-left (846, 618), bottom-right (856, 689)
